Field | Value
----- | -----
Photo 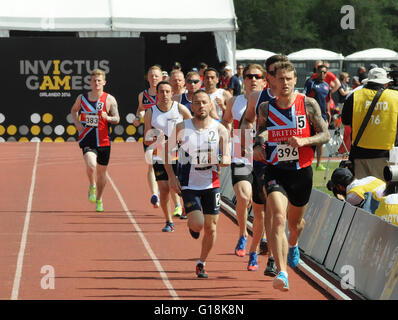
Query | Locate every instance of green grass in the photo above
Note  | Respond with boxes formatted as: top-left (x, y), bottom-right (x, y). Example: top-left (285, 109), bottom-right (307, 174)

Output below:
top-left (311, 161), bottom-right (340, 196)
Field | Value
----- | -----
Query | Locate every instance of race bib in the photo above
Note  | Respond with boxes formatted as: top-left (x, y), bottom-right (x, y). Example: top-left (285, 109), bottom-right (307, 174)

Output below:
top-left (85, 114), bottom-right (99, 127)
top-left (277, 143), bottom-right (298, 162)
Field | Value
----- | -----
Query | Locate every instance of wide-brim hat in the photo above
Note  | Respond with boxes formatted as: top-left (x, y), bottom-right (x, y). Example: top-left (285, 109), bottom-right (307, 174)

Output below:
top-left (362, 67), bottom-right (393, 85)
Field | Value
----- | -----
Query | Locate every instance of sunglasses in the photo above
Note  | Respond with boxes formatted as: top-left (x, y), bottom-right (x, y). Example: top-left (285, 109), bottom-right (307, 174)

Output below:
top-left (187, 79), bottom-right (201, 84)
top-left (318, 70), bottom-right (327, 74)
top-left (245, 74), bottom-right (263, 80)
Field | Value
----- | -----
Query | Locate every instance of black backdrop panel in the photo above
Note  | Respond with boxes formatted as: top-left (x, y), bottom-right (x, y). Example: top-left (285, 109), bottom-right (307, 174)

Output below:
top-left (0, 37), bottom-right (145, 142)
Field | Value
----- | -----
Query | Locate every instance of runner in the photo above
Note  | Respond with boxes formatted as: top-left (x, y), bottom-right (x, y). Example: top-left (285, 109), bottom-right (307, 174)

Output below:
top-left (133, 65), bottom-right (162, 208)
top-left (203, 67), bottom-right (232, 121)
top-left (144, 81), bottom-right (192, 232)
top-left (222, 64), bottom-right (267, 271)
top-left (172, 71), bottom-right (202, 116)
top-left (70, 69), bottom-right (120, 212)
top-left (165, 90), bottom-right (231, 278)
top-left (255, 61), bottom-right (330, 291)
top-left (241, 54), bottom-right (289, 277)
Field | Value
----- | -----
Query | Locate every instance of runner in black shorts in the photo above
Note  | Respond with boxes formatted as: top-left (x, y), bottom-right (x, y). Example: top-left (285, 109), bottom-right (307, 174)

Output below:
top-left (70, 69), bottom-right (120, 212)
top-left (255, 61), bottom-right (330, 291)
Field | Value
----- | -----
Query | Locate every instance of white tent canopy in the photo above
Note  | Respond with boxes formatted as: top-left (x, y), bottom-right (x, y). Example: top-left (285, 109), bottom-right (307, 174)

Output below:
top-left (236, 48), bottom-right (275, 61)
top-left (345, 48), bottom-right (398, 61)
top-left (288, 48), bottom-right (344, 61)
top-left (0, 0), bottom-right (238, 67)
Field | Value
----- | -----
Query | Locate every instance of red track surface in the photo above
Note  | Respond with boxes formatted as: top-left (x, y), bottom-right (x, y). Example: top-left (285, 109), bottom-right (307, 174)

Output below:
top-left (0, 142), bottom-right (330, 300)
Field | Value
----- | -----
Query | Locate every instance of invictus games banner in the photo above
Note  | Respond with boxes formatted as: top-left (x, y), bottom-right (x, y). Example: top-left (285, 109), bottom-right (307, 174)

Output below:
top-left (0, 37), bottom-right (145, 142)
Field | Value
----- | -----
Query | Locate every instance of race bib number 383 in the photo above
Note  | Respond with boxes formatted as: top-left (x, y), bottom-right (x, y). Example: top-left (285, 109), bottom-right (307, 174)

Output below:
top-left (86, 114), bottom-right (99, 127)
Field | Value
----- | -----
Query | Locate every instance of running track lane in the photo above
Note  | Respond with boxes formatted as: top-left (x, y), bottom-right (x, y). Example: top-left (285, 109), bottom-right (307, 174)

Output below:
top-left (0, 142), bottom-right (330, 300)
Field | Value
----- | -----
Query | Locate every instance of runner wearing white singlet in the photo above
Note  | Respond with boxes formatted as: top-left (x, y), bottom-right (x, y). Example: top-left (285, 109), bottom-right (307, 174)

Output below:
top-left (165, 90), bottom-right (231, 278)
top-left (222, 64), bottom-right (268, 271)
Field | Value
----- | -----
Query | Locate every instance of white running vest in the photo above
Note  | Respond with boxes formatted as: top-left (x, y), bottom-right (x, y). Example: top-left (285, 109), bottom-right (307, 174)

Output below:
top-left (208, 88), bottom-right (225, 120)
top-left (151, 101), bottom-right (183, 161)
top-left (231, 94), bottom-right (251, 165)
top-left (178, 118), bottom-right (221, 190)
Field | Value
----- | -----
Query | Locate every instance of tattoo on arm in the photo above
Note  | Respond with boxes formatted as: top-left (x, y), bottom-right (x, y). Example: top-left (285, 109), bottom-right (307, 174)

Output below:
top-left (305, 97), bottom-right (330, 145)
top-left (255, 101), bottom-right (269, 145)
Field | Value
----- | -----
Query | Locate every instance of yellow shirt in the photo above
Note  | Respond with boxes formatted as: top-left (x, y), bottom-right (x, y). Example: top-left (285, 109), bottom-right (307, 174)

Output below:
top-left (352, 88), bottom-right (398, 150)
top-left (347, 176), bottom-right (386, 201)
top-left (375, 194), bottom-right (398, 226)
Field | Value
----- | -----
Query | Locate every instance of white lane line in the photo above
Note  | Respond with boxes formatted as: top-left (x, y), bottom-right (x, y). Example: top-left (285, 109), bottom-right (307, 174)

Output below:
top-left (220, 199), bottom-right (351, 300)
top-left (107, 172), bottom-right (179, 300)
top-left (11, 142), bottom-right (40, 300)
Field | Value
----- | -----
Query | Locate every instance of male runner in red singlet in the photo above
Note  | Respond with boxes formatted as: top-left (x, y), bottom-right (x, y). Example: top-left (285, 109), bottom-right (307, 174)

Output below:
top-left (134, 66), bottom-right (162, 208)
top-left (70, 69), bottom-right (120, 212)
top-left (255, 61), bottom-right (330, 291)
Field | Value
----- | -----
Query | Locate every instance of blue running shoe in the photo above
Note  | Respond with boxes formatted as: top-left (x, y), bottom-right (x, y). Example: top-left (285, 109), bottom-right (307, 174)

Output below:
top-left (150, 194), bottom-right (160, 208)
top-left (235, 236), bottom-right (247, 257)
top-left (287, 245), bottom-right (300, 268)
top-left (162, 221), bottom-right (175, 232)
top-left (247, 252), bottom-right (258, 271)
top-left (273, 272), bottom-right (289, 291)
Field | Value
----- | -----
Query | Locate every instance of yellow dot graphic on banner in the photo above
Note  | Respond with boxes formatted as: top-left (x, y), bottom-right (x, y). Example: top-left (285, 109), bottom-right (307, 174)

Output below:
top-left (7, 125), bottom-right (17, 135)
top-left (43, 113), bottom-right (53, 124)
top-left (0, 125), bottom-right (5, 135)
top-left (19, 137), bottom-right (29, 142)
top-left (114, 137), bottom-right (124, 143)
top-left (43, 137), bottom-right (53, 142)
top-left (54, 137), bottom-right (65, 142)
top-left (126, 125), bottom-right (136, 136)
top-left (31, 125), bottom-right (41, 135)
top-left (67, 125), bottom-right (77, 135)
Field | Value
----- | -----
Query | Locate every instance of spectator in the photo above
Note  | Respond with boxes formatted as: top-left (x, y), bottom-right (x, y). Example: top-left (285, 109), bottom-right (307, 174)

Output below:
top-left (171, 61), bottom-right (182, 71)
top-left (329, 167), bottom-right (385, 213)
top-left (374, 165), bottom-right (398, 226)
top-left (357, 66), bottom-right (367, 83)
top-left (198, 62), bottom-right (208, 88)
top-left (303, 64), bottom-right (331, 171)
top-left (342, 67), bottom-right (398, 180)
top-left (236, 63), bottom-right (245, 94)
top-left (351, 76), bottom-right (361, 89)
top-left (224, 65), bottom-right (242, 96)
top-left (337, 72), bottom-right (351, 106)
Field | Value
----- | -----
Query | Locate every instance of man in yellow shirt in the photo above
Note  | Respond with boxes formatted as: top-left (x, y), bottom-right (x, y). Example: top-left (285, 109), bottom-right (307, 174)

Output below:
top-left (330, 167), bottom-right (385, 213)
top-left (342, 68), bottom-right (398, 180)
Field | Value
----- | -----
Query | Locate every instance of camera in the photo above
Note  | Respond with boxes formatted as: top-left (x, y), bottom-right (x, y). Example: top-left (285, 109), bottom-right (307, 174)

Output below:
top-left (339, 159), bottom-right (354, 175)
top-left (383, 165), bottom-right (398, 182)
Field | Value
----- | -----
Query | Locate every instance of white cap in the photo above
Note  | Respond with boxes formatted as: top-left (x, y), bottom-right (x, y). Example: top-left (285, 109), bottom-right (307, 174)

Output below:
top-left (362, 67), bottom-right (392, 85)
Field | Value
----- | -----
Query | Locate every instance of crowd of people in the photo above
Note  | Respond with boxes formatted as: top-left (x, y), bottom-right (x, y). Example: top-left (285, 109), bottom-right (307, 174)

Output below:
top-left (70, 54), bottom-right (398, 294)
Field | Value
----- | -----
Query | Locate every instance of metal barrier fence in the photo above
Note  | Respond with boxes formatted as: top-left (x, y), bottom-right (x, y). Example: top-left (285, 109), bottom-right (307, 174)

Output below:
top-left (219, 166), bottom-right (398, 300)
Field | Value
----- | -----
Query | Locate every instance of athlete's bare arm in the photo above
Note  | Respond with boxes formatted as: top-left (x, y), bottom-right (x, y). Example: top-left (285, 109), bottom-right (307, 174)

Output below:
top-left (164, 122), bottom-right (185, 194)
top-left (242, 91), bottom-right (260, 127)
top-left (104, 95), bottom-right (120, 124)
top-left (70, 94), bottom-right (85, 133)
top-left (288, 97), bottom-right (330, 148)
top-left (134, 91), bottom-right (145, 126)
top-left (221, 96), bottom-right (236, 133)
top-left (178, 103), bottom-right (193, 120)
top-left (218, 123), bottom-right (231, 167)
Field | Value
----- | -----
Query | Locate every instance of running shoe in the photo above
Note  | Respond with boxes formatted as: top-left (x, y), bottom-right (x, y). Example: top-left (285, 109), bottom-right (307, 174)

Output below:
top-left (88, 185), bottom-right (96, 203)
top-left (162, 221), bottom-right (175, 232)
top-left (150, 194), bottom-right (160, 208)
top-left (273, 272), bottom-right (289, 291)
top-left (96, 199), bottom-right (104, 212)
top-left (259, 238), bottom-right (268, 255)
top-left (287, 245), bottom-right (300, 268)
top-left (234, 236), bottom-right (247, 257)
top-left (316, 164), bottom-right (327, 171)
top-left (264, 256), bottom-right (278, 277)
top-left (189, 228), bottom-right (200, 239)
top-left (173, 205), bottom-right (183, 217)
top-left (180, 207), bottom-right (188, 220)
top-left (247, 252), bottom-right (258, 271)
top-left (196, 263), bottom-right (208, 278)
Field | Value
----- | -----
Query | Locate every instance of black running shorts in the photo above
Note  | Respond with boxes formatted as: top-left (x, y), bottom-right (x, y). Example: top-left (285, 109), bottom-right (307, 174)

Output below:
top-left (264, 165), bottom-right (313, 207)
top-left (181, 188), bottom-right (221, 215)
top-left (82, 145), bottom-right (111, 166)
